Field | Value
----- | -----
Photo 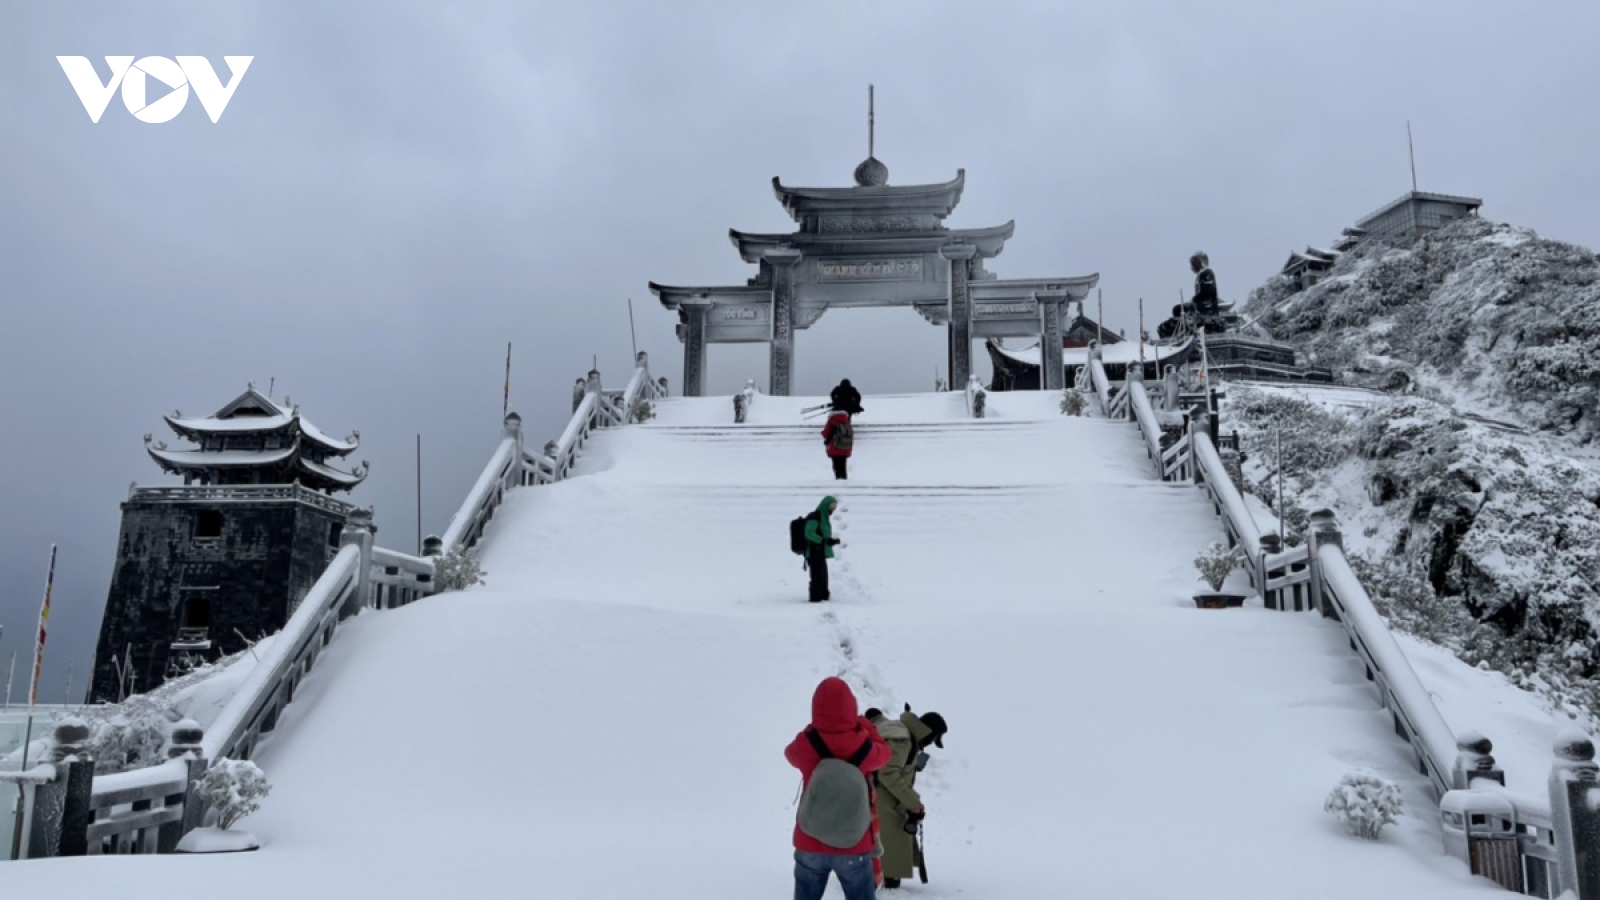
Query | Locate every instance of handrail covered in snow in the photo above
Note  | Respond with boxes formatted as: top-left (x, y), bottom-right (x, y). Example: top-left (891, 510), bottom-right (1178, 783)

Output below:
top-left (15, 355), bottom-right (671, 861)
top-left (1088, 357), bottom-right (1115, 417)
top-left (1106, 366), bottom-right (1600, 898)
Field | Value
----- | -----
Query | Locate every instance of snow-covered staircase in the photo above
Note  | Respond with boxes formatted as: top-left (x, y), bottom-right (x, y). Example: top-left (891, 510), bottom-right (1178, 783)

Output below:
top-left (14, 391), bottom-right (1509, 898)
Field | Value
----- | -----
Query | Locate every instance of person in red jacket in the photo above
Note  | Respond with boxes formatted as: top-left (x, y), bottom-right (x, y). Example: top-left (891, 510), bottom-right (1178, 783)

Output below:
top-left (785, 677), bottom-right (892, 900)
top-left (822, 409), bottom-right (853, 480)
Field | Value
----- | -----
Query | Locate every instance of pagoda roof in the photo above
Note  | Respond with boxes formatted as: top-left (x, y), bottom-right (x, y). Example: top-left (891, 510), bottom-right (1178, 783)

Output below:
top-left (991, 334), bottom-right (1194, 369)
top-left (145, 437), bottom-right (368, 493)
top-left (728, 221), bottom-right (1016, 264)
top-left (148, 444), bottom-right (298, 469)
top-left (163, 386), bottom-right (359, 455)
top-left (647, 283), bottom-right (771, 312)
top-left (771, 171), bottom-right (966, 223)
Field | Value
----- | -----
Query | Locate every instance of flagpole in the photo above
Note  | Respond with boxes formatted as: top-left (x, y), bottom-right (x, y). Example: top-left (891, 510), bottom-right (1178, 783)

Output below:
top-left (16, 544), bottom-right (56, 797)
top-left (502, 342), bottom-right (512, 418)
top-left (1138, 298), bottom-right (1146, 366)
top-left (3, 650), bottom-right (13, 711)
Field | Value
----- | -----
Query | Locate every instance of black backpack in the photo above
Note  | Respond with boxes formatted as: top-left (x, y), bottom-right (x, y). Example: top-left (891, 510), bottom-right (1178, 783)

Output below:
top-left (790, 511), bottom-right (817, 555)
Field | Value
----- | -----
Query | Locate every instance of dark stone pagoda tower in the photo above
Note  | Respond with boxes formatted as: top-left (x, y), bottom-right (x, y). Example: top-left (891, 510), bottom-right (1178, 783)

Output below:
top-left (89, 386), bottom-right (368, 702)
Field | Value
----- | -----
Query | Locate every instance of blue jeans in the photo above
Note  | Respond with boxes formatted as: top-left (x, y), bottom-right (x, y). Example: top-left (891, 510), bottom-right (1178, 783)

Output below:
top-left (794, 850), bottom-right (875, 900)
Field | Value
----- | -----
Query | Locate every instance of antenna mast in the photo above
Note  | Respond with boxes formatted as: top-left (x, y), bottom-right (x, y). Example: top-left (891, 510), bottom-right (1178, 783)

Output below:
top-left (1407, 120), bottom-right (1418, 193)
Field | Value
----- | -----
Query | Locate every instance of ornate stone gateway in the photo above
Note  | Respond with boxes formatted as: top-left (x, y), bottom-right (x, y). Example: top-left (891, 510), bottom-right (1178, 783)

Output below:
top-left (650, 158), bottom-right (1097, 396)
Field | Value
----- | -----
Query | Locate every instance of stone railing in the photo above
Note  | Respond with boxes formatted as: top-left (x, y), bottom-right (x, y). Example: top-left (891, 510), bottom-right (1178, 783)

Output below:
top-left (733, 380), bottom-right (758, 424)
top-left (964, 375), bottom-right (987, 419)
top-left (1098, 364), bottom-right (1600, 898)
top-left (10, 355), bottom-right (669, 861)
top-left (128, 483), bottom-right (356, 518)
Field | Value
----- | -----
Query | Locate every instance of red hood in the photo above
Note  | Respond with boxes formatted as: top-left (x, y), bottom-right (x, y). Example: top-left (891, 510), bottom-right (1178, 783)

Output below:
top-left (810, 677), bottom-right (859, 733)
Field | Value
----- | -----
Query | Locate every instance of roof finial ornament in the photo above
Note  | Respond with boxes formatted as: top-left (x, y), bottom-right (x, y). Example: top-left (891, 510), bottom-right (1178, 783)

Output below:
top-left (869, 83), bottom-right (875, 159)
top-left (853, 84), bottom-right (889, 187)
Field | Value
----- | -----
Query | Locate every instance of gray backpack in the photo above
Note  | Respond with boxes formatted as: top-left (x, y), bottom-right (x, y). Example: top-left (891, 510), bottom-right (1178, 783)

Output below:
top-left (797, 728), bottom-right (873, 848)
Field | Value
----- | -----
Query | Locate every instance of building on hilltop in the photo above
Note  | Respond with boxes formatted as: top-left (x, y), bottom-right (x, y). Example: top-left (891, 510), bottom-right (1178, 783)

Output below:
top-left (1354, 191), bottom-right (1481, 246)
top-left (89, 385), bottom-right (367, 703)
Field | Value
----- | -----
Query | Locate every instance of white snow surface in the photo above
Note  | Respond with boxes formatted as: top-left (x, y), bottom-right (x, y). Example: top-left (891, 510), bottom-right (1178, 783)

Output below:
top-left (8, 392), bottom-right (1518, 896)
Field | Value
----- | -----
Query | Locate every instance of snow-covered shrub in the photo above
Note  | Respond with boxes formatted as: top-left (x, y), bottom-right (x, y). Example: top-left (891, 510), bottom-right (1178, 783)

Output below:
top-left (632, 398), bottom-right (656, 423)
top-left (1193, 542), bottom-right (1245, 593)
top-left (434, 545), bottom-right (487, 592)
top-left (193, 759), bottom-right (272, 830)
top-left (1060, 389), bottom-right (1087, 416)
top-left (80, 694), bottom-right (180, 775)
top-left (1324, 769), bottom-right (1402, 839)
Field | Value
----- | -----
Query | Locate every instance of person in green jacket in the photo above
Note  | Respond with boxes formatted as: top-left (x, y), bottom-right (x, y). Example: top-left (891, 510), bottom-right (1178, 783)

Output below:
top-left (804, 495), bottom-right (842, 602)
top-left (865, 706), bottom-right (949, 887)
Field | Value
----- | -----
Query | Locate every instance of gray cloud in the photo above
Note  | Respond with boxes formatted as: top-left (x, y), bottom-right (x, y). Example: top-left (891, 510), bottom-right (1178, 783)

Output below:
top-left (3, 0), bottom-right (1598, 701)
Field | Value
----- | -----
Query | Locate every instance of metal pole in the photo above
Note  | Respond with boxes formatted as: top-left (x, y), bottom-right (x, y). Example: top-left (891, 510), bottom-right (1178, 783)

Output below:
top-left (1097, 289), bottom-right (1103, 346)
top-left (1277, 429), bottom-right (1286, 541)
top-left (3, 649), bottom-right (13, 711)
top-left (409, 435), bottom-right (416, 554)
top-left (502, 342), bottom-right (512, 418)
top-left (627, 299), bottom-right (638, 360)
top-left (1407, 120), bottom-right (1418, 194)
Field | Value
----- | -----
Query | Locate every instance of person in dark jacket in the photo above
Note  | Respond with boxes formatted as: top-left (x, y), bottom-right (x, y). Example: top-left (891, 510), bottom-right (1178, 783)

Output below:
top-left (803, 495), bottom-right (841, 602)
top-left (822, 410), bottom-right (853, 480)
top-left (830, 379), bottom-right (864, 416)
top-left (785, 677), bottom-right (892, 900)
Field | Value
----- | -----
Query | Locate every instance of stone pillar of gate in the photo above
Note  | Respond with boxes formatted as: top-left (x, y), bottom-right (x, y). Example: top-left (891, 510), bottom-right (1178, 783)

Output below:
top-left (680, 305), bottom-right (708, 397)
top-left (943, 244), bottom-right (977, 390)
top-left (1039, 294), bottom-right (1066, 391)
top-left (765, 248), bottom-right (802, 396)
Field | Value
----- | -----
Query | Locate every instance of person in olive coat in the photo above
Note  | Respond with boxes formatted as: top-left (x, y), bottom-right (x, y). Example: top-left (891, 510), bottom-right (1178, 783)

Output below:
top-left (865, 706), bottom-right (949, 887)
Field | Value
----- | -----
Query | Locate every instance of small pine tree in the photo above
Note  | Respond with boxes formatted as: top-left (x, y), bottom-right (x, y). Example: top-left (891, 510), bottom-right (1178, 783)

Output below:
top-left (632, 399), bottom-right (656, 423)
top-left (434, 546), bottom-right (487, 592)
top-left (1193, 542), bottom-right (1245, 592)
top-left (1324, 769), bottom-right (1402, 840)
top-left (1061, 389), bottom-right (1088, 417)
top-left (194, 759), bottom-right (272, 830)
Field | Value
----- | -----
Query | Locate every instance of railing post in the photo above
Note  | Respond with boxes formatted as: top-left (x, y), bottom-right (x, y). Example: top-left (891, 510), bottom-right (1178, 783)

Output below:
top-left (1163, 364), bottom-right (1180, 411)
top-left (422, 535), bottom-right (443, 557)
top-left (339, 508), bottom-right (375, 618)
top-left (1550, 733), bottom-right (1600, 899)
top-left (160, 719), bottom-right (207, 853)
top-left (27, 717), bottom-right (93, 858)
top-left (503, 411), bottom-right (525, 482)
top-left (1258, 533), bottom-right (1282, 610)
top-left (571, 377), bottom-right (587, 413)
top-left (1188, 407), bottom-right (1208, 485)
top-left (1307, 508), bottom-right (1342, 620)
top-left (1453, 731), bottom-right (1504, 789)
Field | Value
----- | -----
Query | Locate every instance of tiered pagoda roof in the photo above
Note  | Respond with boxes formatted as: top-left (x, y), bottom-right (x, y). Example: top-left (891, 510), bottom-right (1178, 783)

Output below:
top-left (144, 386), bottom-right (367, 493)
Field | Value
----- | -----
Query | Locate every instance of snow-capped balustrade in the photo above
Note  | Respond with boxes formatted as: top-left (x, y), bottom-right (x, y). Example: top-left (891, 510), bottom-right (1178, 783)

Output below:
top-left (128, 483), bottom-right (356, 518)
top-left (369, 547), bottom-right (435, 610)
top-left (440, 353), bottom-right (666, 552)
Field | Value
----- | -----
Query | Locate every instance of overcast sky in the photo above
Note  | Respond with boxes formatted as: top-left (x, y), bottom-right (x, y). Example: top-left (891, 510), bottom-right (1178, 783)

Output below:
top-left (3, 1), bottom-right (1598, 703)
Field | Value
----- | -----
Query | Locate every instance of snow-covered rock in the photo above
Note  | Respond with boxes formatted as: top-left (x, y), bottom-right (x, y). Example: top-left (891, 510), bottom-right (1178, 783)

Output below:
top-left (1229, 217), bottom-right (1600, 723)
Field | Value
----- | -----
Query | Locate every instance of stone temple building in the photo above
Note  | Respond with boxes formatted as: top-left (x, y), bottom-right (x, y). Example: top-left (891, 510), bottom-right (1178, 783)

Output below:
top-left (89, 386), bottom-right (366, 702)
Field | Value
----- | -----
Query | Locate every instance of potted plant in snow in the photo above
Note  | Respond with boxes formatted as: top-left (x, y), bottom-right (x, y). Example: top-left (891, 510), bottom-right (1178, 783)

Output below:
top-left (177, 758), bottom-right (273, 852)
top-left (1193, 541), bottom-right (1248, 608)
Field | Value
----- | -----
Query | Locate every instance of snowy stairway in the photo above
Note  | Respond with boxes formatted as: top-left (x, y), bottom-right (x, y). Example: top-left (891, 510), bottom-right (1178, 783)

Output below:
top-left (82, 391), bottom-right (1506, 900)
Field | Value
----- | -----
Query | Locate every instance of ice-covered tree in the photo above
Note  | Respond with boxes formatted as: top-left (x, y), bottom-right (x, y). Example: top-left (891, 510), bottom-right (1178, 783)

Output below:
top-left (1324, 769), bottom-right (1402, 839)
top-left (1193, 542), bottom-right (1245, 593)
top-left (194, 759), bottom-right (272, 830)
top-left (1060, 388), bottom-right (1087, 417)
top-left (631, 398), bottom-right (656, 423)
top-left (434, 545), bottom-right (487, 592)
